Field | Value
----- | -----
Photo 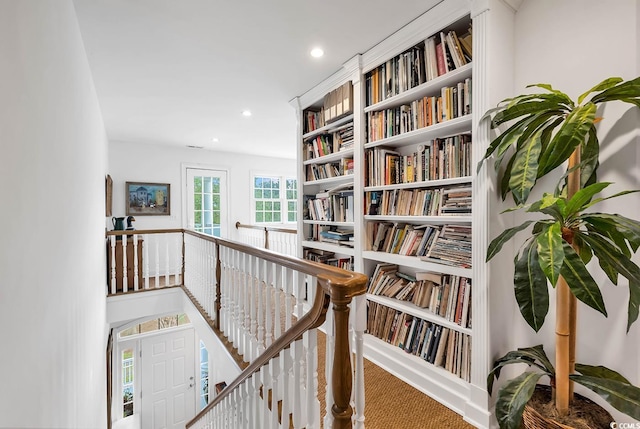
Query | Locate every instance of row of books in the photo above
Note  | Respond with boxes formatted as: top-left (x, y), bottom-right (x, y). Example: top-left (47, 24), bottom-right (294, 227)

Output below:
top-left (303, 123), bottom-right (354, 161)
top-left (367, 264), bottom-right (471, 327)
top-left (306, 158), bottom-right (353, 181)
top-left (364, 134), bottom-right (472, 186)
top-left (421, 224), bottom-right (472, 268)
top-left (365, 185), bottom-right (472, 217)
top-left (424, 29), bottom-right (472, 81)
top-left (302, 82), bottom-right (354, 134)
top-left (367, 301), bottom-right (471, 381)
top-left (367, 222), bottom-right (439, 257)
top-left (305, 191), bottom-right (354, 223)
top-left (365, 26), bottom-right (472, 106)
top-left (303, 248), bottom-right (353, 271)
top-left (366, 78), bottom-right (472, 143)
top-left (366, 222), bottom-right (472, 267)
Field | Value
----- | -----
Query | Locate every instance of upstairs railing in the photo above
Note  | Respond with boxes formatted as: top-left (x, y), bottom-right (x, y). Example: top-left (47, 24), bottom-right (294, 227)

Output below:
top-left (235, 221), bottom-right (298, 257)
top-left (105, 228), bottom-right (367, 429)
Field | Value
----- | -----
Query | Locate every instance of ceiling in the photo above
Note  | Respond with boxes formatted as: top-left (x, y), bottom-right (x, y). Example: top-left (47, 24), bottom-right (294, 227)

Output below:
top-left (73, 0), bottom-right (442, 159)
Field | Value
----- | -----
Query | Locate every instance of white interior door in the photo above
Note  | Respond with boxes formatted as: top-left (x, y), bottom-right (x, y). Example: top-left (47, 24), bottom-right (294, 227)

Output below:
top-left (141, 328), bottom-right (195, 429)
top-left (186, 168), bottom-right (228, 237)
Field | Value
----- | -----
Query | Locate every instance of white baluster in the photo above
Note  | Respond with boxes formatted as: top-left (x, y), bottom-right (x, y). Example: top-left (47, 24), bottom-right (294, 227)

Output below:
top-left (324, 309), bottom-right (335, 429)
top-left (154, 235), bottom-right (160, 289)
top-left (257, 258), bottom-right (265, 355)
top-left (284, 268), bottom-right (293, 331)
top-left (121, 234), bottom-right (128, 292)
top-left (251, 372), bottom-right (261, 429)
top-left (249, 255), bottom-right (258, 361)
top-left (132, 234), bottom-right (139, 291)
top-left (306, 329), bottom-right (319, 428)
top-left (243, 252), bottom-right (251, 360)
top-left (280, 347), bottom-right (292, 428)
top-left (264, 262), bottom-right (274, 348)
top-left (164, 235), bottom-right (170, 287)
top-left (292, 338), bottom-right (304, 428)
top-left (274, 265), bottom-right (282, 342)
top-left (353, 295), bottom-right (367, 429)
top-left (143, 233), bottom-right (149, 289)
top-left (260, 365), bottom-right (270, 428)
top-left (269, 356), bottom-right (281, 429)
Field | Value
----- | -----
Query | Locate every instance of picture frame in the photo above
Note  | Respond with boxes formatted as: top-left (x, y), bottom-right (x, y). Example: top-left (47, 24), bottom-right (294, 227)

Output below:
top-left (126, 181), bottom-right (171, 216)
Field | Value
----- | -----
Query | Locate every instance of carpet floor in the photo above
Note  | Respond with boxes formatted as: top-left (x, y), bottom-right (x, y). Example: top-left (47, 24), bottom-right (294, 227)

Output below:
top-left (316, 331), bottom-right (475, 429)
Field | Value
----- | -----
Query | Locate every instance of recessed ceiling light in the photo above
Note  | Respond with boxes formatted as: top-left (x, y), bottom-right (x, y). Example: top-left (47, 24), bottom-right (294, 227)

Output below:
top-left (310, 47), bottom-right (324, 58)
top-left (212, 137), bottom-right (219, 143)
top-left (242, 110), bottom-right (252, 117)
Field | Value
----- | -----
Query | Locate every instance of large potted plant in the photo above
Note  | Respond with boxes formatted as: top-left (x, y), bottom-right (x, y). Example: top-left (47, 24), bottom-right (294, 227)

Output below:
top-left (479, 77), bottom-right (640, 429)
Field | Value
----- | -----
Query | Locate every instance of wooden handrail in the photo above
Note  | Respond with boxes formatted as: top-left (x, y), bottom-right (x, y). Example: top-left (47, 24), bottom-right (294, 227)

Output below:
top-left (235, 221), bottom-right (297, 234)
top-left (181, 228), bottom-right (367, 429)
top-left (235, 221), bottom-right (297, 250)
top-left (105, 228), bottom-right (184, 236)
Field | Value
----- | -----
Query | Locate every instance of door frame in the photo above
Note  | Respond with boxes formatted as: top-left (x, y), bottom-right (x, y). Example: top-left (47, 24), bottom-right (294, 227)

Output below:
top-left (181, 163), bottom-right (230, 237)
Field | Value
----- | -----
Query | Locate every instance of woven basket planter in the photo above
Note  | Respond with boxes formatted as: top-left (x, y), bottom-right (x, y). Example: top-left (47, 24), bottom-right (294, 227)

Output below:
top-left (522, 385), bottom-right (613, 429)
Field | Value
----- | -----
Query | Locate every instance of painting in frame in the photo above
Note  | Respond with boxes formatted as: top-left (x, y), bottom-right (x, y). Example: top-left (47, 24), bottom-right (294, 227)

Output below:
top-left (126, 181), bottom-right (170, 216)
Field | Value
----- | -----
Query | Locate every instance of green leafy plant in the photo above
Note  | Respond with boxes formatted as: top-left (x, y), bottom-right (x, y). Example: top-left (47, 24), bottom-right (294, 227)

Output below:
top-left (479, 77), bottom-right (640, 429)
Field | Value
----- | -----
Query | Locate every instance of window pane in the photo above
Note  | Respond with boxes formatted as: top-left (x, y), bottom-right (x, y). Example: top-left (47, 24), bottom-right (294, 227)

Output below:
top-left (194, 177), bottom-right (202, 193)
top-left (273, 190), bottom-right (280, 198)
top-left (264, 190), bottom-right (272, 198)
top-left (213, 195), bottom-right (220, 210)
top-left (265, 212), bottom-right (272, 222)
top-left (194, 211), bottom-right (202, 228)
top-left (203, 177), bottom-right (212, 193)
top-left (256, 201), bottom-right (263, 210)
top-left (194, 194), bottom-right (202, 210)
top-left (271, 178), bottom-right (280, 188)
top-left (274, 212), bottom-right (281, 222)
top-left (288, 212), bottom-right (296, 222)
top-left (254, 177), bottom-right (263, 187)
top-left (256, 212), bottom-right (263, 222)
top-left (274, 202), bottom-right (281, 210)
top-left (288, 201), bottom-right (296, 211)
top-left (212, 178), bottom-right (220, 193)
top-left (255, 189), bottom-right (262, 198)
top-left (265, 201), bottom-right (272, 210)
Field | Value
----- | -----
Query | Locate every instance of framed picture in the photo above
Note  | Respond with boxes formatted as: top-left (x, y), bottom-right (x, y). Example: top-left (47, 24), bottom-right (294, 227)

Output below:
top-left (126, 181), bottom-right (171, 216)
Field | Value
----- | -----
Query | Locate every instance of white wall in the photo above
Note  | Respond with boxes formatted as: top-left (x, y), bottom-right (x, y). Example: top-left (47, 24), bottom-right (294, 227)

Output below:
top-left (0, 1), bottom-right (108, 427)
top-left (108, 141), bottom-right (296, 239)
top-left (492, 0), bottom-right (640, 420)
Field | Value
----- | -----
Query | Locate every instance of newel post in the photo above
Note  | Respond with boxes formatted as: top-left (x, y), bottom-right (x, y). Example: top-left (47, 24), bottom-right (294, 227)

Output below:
top-left (215, 242), bottom-right (221, 330)
top-left (264, 227), bottom-right (269, 250)
top-left (329, 287), bottom-right (355, 429)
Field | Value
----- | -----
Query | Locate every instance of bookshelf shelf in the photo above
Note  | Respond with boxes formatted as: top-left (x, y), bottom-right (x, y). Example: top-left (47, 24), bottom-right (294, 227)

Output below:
top-left (303, 174), bottom-right (353, 188)
top-left (367, 293), bottom-right (472, 335)
top-left (364, 115), bottom-right (472, 150)
top-left (364, 63), bottom-right (473, 113)
top-left (303, 220), bottom-right (354, 227)
top-left (303, 148), bottom-right (355, 165)
top-left (364, 176), bottom-right (472, 192)
top-left (302, 240), bottom-right (355, 256)
top-left (302, 114), bottom-right (354, 140)
top-left (362, 251), bottom-right (472, 277)
top-left (364, 215), bottom-right (472, 224)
